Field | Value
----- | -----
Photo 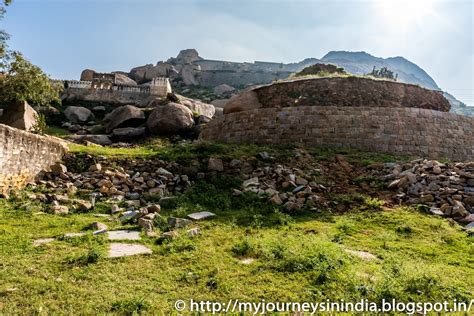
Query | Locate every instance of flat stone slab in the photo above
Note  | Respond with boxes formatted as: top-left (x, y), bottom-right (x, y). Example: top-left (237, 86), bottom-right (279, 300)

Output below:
top-left (63, 232), bottom-right (86, 238)
top-left (33, 238), bottom-right (54, 246)
top-left (107, 230), bottom-right (141, 240)
top-left (108, 243), bottom-right (152, 258)
top-left (187, 211), bottom-right (216, 220)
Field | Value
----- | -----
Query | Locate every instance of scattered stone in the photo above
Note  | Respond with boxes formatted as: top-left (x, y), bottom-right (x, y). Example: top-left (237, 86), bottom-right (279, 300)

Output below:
top-left (110, 204), bottom-right (121, 214)
top-left (429, 207), bottom-right (444, 216)
top-left (33, 238), bottom-right (54, 246)
top-left (168, 217), bottom-right (192, 228)
top-left (77, 200), bottom-right (93, 212)
top-left (240, 258), bottom-right (255, 265)
top-left (147, 204), bottom-right (161, 213)
top-left (119, 210), bottom-right (139, 222)
top-left (138, 218), bottom-right (154, 232)
top-left (107, 230), bottom-right (141, 241)
top-left (345, 249), bottom-right (377, 261)
top-left (187, 227), bottom-right (200, 237)
top-left (162, 230), bottom-right (179, 240)
top-left (52, 205), bottom-right (69, 215)
top-left (63, 232), bottom-right (86, 238)
top-left (50, 163), bottom-right (67, 176)
top-left (90, 222), bottom-right (107, 231)
top-left (89, 164), bottom-right (102, 172)
top-left (208, 157), bottom-right (224, 172)
top-left (187, 211), bottom-right (215, 220)
top-left (108, 243), bottom-right (152, 258)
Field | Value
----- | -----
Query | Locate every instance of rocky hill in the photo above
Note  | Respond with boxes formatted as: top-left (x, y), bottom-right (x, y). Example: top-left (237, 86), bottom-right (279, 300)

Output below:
top-left (79, 49), bottom-right (471, 116)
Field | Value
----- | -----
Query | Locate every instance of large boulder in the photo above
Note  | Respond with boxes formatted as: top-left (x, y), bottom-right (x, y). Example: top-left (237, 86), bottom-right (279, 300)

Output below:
top-left (180, 64), bottom-right (200, 86)
top-left (175, 49), bottom-right (202, 64)
top-left (112, 127), bottom-right (147, 142)
top-left (180, 97), bottom-right (215, 118)
top-left (147, 103), bottom-right (194, 134)
top-left (64, 106), bottom-right (94, 124)
top-left (129, 63), bottom-right (178, 83)
top-left (0, 101), bottom-right (39, 131)
top-left (211, 99), bottom-right (229, 108)
top-left (223, 89), bottom-right (263, 114)
top-left (114, 73), bottom-right (137, 86)
top-left (103, 105), bottom-right (145, 133)
top-left (80, 69), bottom-right (96, 81)
top-left (213, 84), bottom-right (235, 96)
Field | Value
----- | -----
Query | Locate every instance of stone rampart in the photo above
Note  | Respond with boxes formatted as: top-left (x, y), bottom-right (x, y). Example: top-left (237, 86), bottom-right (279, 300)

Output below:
top-left (64, 87), bottom-right (151, 105)
top-left (0, 124), bottom-right (68, 193)
top-left (200, 106), bottom-right (474, 161)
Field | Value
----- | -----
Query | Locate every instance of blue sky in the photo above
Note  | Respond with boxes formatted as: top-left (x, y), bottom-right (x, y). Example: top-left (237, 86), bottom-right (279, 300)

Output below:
top-left (2, 0), bottom-right (473, 105)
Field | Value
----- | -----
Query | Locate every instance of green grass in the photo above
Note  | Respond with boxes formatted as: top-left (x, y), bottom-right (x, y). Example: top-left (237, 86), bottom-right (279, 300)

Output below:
top-left (45, 125), bottom-right (70, 138)
top-left (1, 142), bottom-right (472, 313)
top-left (0, 176), bottom-right (473, 314)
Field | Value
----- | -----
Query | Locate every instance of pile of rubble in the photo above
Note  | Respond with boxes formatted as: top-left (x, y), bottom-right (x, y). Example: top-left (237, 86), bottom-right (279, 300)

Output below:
top-left (227, 153), bottom-right (328, 210)
top-left (385, 159), bottom-right (474, 227)
top-left (28, 155), bottom-right (193, 218)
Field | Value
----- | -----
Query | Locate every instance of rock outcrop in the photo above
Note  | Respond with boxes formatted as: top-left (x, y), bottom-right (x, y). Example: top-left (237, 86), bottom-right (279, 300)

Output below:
top-left (64, 106), bottom-right (94, 124)
top-left (224, 89), bottom-right (263, 114)
top-left (180, 97), bottom-right (215, 118)
top-left (80, 69), bottom-right (96, 81)
top-left (0, 101), bottom-right (39, 131)
top-left (103, 105), bottom-right (145, 133)
top-left (114, 73), bottom-right (137, 86)
top-left (147, 103), bottom-right (194, 134)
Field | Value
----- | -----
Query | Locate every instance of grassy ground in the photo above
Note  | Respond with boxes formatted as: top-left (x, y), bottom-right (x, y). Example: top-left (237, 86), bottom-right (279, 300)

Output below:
top-left (0, 142), bottom-right (472, 314)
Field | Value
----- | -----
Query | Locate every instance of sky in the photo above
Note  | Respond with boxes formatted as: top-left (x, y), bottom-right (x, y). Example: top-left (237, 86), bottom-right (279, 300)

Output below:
top-left (2, 0), bottom-right (473, 105)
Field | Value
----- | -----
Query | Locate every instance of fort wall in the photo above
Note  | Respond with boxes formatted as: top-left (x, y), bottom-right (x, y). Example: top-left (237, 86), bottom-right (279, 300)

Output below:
top-left (0, 124), bottom-right (68, 194)
top-left (200, 106), bottom-right (474, 161)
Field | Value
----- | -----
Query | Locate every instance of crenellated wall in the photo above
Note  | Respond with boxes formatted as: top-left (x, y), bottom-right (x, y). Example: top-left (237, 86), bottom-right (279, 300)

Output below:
top-left (200, 106), bottom-right (474, 161)
top-left (0, 124), bottom-right (68, 193)
top-left (62, 77), bottom-right (172, 105)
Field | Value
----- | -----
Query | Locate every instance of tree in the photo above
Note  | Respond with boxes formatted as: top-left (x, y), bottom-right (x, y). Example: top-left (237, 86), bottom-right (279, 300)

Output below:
top-left (0, 0), bottom-right (13, 65)
top-left (0, 52), bottom-right (61, 107)
top-left (0, 0), bottom-right (61, 107)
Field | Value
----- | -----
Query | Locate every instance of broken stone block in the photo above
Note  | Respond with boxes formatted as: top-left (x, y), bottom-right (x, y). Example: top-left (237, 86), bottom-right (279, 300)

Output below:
top-left (187, 211), bottom-right (215, 220)
top-left (33, 238), bottom-right (54, 246)
top-left (138, 218), bottom-right (154, 232)
top-left (168, 217), bottom-right (192, 228)
top-left (187, 228), bottom-right (200, 237)
top-left (107, 230), bottom-right (141, 241)
top-left (208, 157), bottom-right (224, 172)
top-left (90, 222), bottom-right (107, 231)
top-left (108, 243), bottom-right (152, 258)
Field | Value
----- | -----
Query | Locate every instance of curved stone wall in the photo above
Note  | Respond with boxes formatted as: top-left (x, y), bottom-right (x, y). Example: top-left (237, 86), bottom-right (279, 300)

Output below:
top-left (200, 106), bottom-right (474, 161)
top-left (0, 124), bottom-right (68, 194)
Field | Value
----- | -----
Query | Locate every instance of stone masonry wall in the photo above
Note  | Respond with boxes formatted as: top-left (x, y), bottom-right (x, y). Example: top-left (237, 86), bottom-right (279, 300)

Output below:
top-left (64, 88), bottom-right (151, 105)
top-left (200, 106), bottom-right (474, 161)
top-left (0, 124), bottom-right (68, 193)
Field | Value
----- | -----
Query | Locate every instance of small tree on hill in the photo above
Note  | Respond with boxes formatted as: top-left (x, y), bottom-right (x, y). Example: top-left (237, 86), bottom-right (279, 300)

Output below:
top-left (0, 52), bottom-right (61, 107)
top-left (0, 0), bottom-right (60, 107)
top-left (368, 66), bottom-right (398, 81)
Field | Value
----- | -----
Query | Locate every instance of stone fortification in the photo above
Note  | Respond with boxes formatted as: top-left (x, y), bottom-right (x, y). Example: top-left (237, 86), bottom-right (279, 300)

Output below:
top-left (201, 78), bottom-right (471, 161)
top-left (0, 124), bottom-right (68, 193)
